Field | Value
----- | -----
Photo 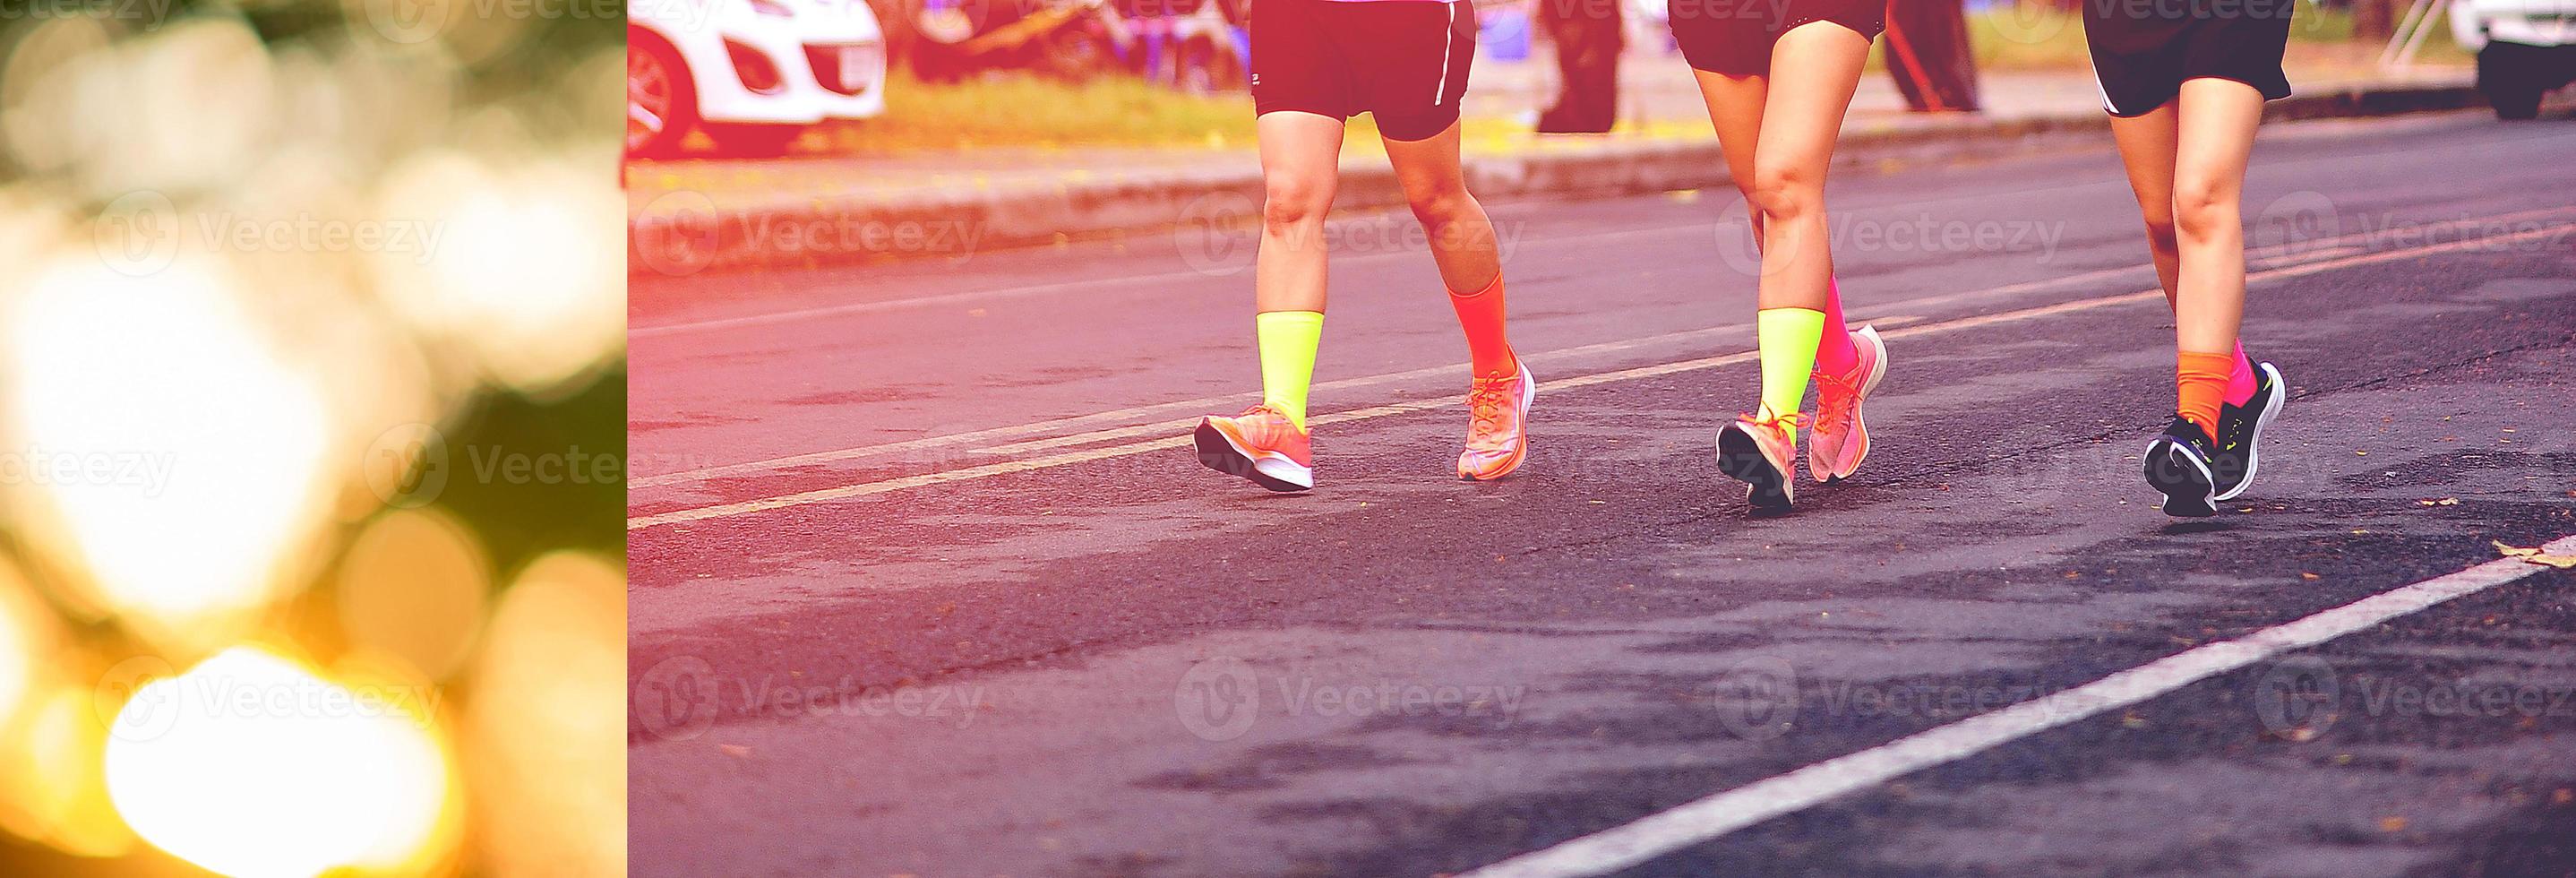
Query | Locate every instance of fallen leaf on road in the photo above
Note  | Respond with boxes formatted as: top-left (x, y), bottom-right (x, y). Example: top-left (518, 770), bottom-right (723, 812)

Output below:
top-left (2300, 572), bottom-right (2320, 581)
top-left (2494, 541), bottom-right (2576, 568)
top-left (2379, 816), bottom-right (2408, 832)
top-left (719, 744), bottom-right (751, 758)
top-left (2419, 498), bottom-right (2460, 506)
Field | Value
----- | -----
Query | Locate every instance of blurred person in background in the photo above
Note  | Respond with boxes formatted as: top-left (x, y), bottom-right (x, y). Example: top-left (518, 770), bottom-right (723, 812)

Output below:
top-left (1537, 0), bottom-right (1626, 133)
top-left (1884, 0), bottom-right (1980, 112)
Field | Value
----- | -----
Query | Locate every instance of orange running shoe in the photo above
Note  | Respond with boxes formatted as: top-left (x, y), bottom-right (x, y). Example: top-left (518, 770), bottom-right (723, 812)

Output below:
top-left (1194, 404), bottom-right (1313, 492)
top-left (1458, 359), bottom-right (1536, 481)
top-left (1717, 410), bottom-right (1800, 512)
top-left (1807, 324), bottom-right (1888, 483)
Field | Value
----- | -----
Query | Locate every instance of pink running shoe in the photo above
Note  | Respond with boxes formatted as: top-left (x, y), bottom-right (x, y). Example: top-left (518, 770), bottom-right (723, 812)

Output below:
top-left (1807, 324), bottom-right (1888, 483)
top-left (1458, 359), bottom-right (1535, 481)
top-left (1717, 410), bottom-right (1800, 512)
top-left (1194, 404), bottom-right (1314, 492)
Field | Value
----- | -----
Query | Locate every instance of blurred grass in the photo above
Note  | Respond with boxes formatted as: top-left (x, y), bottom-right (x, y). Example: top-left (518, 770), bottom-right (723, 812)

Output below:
top-left (810, 72), bottom-right (1258, 153)
top-left (1967, 4), bottom-right (2471, 70)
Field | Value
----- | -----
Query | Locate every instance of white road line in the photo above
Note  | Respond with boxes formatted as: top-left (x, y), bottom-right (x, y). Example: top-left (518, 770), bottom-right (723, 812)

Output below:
top-left (627, 205), bottom-right (2573, 489)
top-left (630, 269), bottom-right (1219, 339)
top-left (625, 220), bottom-right (2569, 530)
top-left (1462, 535), bottom-right (2576, 878)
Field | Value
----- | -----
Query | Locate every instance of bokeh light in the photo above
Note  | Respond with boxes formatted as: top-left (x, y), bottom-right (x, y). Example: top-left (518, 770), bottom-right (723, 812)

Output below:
top-left (5, 254), bottom-right (333, 644)
top-left (338, 509), bottom-right (490, 683)
top-left (0, 0), bottom-right (623, 874)
top-left (0, 687), bottom-right (134, 858)
top-left (101, 649), bottom-right (448, 878)
top-left (465, 552), bottom-right (628, 877)
top-left (374, 154), bottom-right (629, 396)
top-left (0, 562), bottom-right (47, 733)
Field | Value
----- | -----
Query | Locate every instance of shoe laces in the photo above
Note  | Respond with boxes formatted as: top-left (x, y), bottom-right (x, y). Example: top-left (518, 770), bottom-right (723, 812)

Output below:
top-left (1235, 404), bottom-right (1299, 439)
top-left (1467, 374), bottom-right (1516, 435)
top-left (1811, 369), bottom-right (1859, 435)
top-left (1739, 409), bottom-right (1802, 432)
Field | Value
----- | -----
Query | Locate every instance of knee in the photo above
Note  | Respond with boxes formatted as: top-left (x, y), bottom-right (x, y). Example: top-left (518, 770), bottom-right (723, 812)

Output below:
top-left (1405, 183), bottom-right (1473, 228)
top-left (1262, 176), bottom-right (1332, 233)
top-left (2170, 176), bottom-right (2237, 240)
top-left (1746, 164), bottom-right (1818, 223)
top-left (2140, 209), bottom-right (2178, 252)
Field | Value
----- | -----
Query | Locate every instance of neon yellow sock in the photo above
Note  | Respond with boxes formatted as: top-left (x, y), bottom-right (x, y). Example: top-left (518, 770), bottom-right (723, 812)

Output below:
top-left (1256, 311), bottom-right (1324, 430)
top-left (1756, 307), bottom-right (1826, 443)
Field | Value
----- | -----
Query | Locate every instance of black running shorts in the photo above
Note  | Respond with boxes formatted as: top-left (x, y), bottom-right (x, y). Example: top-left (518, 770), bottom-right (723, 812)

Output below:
top-left (1250, 0), bottom-right (1476, 142)
top-left (1666, 0), bottom-right (1885, 76)
top-left (2084, 0), bottom-right (2295, 117)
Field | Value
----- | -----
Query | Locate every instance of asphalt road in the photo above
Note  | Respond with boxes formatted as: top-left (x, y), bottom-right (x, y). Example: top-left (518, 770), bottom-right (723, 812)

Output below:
top-left (627, 111), bottom-right (2576, 878)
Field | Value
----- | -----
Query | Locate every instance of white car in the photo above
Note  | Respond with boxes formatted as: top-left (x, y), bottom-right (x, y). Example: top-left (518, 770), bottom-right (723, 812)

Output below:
top-left (629, 0), bottom-right (889, 159)
top-left (2451, 0), bottom-right (2576, 118)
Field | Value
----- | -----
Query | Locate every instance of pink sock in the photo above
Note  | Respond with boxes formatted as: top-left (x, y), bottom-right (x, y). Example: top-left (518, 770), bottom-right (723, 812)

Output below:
top-left (2224, 340), bottom-right (2258, 407)
top-left (1813, 276), bottom-right (1860, 376)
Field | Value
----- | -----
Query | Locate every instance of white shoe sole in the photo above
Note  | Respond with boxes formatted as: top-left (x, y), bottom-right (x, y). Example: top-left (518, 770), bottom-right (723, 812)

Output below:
top-left (1193, 419), bottom-right (1312, 491)
top-left (2143, 437), bottom-right (2218, 518)
top-left (2213, 362), bottom-right (2286, 503)
top-left (1461, 362), bottom-right (1539, 481)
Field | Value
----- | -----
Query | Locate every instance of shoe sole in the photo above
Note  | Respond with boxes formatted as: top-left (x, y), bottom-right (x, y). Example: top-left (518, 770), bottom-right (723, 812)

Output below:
top-left (1718, 426), bottom-right (1793, 512)
top-left (1195, 421), bottom-right (1312, 492)
top-left (2143, 437), bottom-right (2218, 518)
top-left (1820, 326), bottom-right (1890, 483)
top-left (2212, 362), bottom-right (2286, 502)
top-left (1460, 365), bottom-right (1538, 481)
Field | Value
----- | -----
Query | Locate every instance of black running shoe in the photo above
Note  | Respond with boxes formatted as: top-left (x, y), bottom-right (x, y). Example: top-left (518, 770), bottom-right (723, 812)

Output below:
top-left (2143, 416), bottom-right (2219, 518)
top-left (2211, 361), bottom-right (2285, 502)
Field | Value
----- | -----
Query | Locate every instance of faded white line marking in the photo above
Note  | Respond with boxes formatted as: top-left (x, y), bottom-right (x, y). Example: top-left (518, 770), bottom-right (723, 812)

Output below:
top-left (1464, 536), bottom-right (2576, 878)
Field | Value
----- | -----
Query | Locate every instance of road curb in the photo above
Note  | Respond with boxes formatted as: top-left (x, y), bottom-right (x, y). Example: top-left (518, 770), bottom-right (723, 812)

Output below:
top-left (628, 82), bottom-right (2483, 278)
